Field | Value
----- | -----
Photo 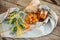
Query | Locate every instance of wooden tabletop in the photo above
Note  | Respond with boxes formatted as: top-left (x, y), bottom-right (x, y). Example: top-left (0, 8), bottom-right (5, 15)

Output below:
top-left (0, 0), bottom-right (60, 40)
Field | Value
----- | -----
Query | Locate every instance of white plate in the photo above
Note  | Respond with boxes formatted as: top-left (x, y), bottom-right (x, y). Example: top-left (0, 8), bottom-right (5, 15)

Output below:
top-left (0, 5), bottom-right (58, 38)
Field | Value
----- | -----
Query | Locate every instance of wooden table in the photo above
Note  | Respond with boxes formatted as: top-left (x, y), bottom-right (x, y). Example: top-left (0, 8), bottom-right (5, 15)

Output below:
top-left (0, 0), bottom-right (60, 40)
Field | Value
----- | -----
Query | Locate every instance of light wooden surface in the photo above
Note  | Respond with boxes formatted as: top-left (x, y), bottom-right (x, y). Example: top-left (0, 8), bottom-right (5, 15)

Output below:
top-left (43, 0), bottom-right (60, 6)
top-left (0, 0), bottom-right (60, 40)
